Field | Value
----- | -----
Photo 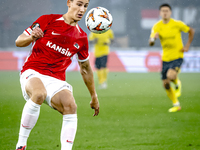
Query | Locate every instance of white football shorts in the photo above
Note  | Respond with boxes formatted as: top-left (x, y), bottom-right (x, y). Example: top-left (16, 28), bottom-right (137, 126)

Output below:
top-left (20, 69), bottom-right (73, 107)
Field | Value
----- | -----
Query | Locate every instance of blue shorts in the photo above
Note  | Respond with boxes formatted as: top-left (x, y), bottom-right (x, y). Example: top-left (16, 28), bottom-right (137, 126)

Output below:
top-left (95, 55), bottom-right (108, 69)
top-left (161, 58), bottom-right (183, 80)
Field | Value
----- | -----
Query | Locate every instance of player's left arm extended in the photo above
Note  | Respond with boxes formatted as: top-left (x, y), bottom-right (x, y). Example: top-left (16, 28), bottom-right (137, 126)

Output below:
top-left (78, 60), bottom-right (99, 116)
top-left (182, 27), bottom-right (195, 52)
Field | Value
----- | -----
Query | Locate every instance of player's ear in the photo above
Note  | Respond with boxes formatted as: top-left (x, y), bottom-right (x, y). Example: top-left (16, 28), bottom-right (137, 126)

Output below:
top-left (67, 0), bottom-right (71, 8)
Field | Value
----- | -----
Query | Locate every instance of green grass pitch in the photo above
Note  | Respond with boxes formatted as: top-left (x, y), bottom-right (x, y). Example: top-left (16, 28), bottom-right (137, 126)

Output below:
top-left (0, 71), bottom-right (200, 150)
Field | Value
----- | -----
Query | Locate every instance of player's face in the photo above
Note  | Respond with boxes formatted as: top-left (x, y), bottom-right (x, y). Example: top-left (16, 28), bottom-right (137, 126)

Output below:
top-left (67, 0), bottom-right (89, 21)
top-left (160, 7), bottom-right (171, 20)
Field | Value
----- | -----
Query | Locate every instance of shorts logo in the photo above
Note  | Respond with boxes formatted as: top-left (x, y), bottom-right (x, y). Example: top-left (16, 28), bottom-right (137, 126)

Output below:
top-left (26, 73), bottom-right (34, 79)
top-left (31, 23), bottom-right (40, 30)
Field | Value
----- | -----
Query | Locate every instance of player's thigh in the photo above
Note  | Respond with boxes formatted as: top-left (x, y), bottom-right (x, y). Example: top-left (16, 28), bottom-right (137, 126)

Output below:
top-left (51, 89), bottom-right (77, 115)
top-left (167, 58), bottom-right (183, 80)
top-left (166, 68), bottom-right (178, 80)
top-left (25, 77), bottom-right (47, 104)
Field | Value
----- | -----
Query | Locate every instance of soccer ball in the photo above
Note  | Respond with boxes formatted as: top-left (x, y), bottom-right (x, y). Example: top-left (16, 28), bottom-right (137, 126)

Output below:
top-left (85, 7), bottom-right (113, 34)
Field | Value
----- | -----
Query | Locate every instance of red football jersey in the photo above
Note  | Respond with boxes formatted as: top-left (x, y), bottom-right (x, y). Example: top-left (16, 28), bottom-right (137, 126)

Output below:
top-left (21, 14), bottom-right (89, 81)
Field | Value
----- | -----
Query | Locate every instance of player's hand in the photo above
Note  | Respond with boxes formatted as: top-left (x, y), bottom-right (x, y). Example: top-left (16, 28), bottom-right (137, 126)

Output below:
top-left (90, 94), bottom-right (99, 116)
top-left (180, 46), bottom-right (189, 52)
top-left (31, 27), bottom-right (44, 41)
top-left (149, 38), bottom-right (155, 46)
top-left (149, 33), bottom-right (159, 46)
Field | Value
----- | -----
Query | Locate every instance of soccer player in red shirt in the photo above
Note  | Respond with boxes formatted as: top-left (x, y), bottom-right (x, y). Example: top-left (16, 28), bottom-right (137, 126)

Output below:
top-left (15, 0), bottom-right (99, 150)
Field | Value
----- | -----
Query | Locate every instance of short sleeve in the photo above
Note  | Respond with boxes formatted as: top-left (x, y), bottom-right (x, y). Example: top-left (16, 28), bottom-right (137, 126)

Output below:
top-left (76, 37), bottom-right (89, 62)
top-left (109, 29), bottom-right (114, 40)
top-left (23, 15), bottom-right (51, 36)
top-left (177, 20), bottom-right (190, 33)
top-left (88, 32), bottom-right (95, 41)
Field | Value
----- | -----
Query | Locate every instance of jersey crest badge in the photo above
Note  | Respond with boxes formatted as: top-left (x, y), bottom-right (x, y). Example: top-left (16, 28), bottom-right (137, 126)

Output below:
top-left (74, 43), bottom-right (80, 49)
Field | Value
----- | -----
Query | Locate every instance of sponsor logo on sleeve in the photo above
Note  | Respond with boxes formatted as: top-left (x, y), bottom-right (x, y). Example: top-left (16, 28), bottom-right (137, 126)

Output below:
top-left (31, 23), bottom-right (40, 30)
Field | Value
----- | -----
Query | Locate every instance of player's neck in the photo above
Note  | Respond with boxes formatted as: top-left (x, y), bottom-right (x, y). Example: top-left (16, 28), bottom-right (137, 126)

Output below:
top-left (162, 18), bottom-right (170, 24)
top-left (63, 14), bottom-right (78, 26)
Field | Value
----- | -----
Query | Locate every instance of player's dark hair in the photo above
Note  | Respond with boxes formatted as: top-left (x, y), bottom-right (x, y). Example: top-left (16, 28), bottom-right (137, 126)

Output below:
top-left (159, 3), bottom-right (172, 10)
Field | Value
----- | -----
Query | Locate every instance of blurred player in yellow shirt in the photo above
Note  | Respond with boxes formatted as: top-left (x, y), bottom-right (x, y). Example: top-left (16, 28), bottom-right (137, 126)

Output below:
top-left (89, 29), bottom-right (114, 89)
top-left (149, 3), bottom-right (195, 112)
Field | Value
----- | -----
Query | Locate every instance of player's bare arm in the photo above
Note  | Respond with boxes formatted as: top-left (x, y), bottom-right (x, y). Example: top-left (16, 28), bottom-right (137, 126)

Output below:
top-left (149, 33), bottom-right (159, 46)
top-left (15, 27), bottom-right (43, 47)
top-left (78, 60), bottom-right (99, 116)
top-left (181, 27), bottom-right (195, 52)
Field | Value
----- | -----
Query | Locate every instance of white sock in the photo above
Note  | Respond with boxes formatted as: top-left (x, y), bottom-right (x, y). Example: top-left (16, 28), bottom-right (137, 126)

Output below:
top-left (173, 102), bottom-right (180, 106)
top-left (61, 114), bottom-right (77, 150)
top-left (16, 99), bottom-right (41, 148)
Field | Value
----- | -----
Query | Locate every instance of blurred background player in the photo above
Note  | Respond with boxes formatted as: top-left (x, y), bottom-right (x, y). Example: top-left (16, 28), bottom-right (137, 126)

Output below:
top-left (15, 0), bottom-right (99, 150)
top-left (89, 29), bottom-right (114, 89)
top-left (149, 3), bottom-right (195, 112)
